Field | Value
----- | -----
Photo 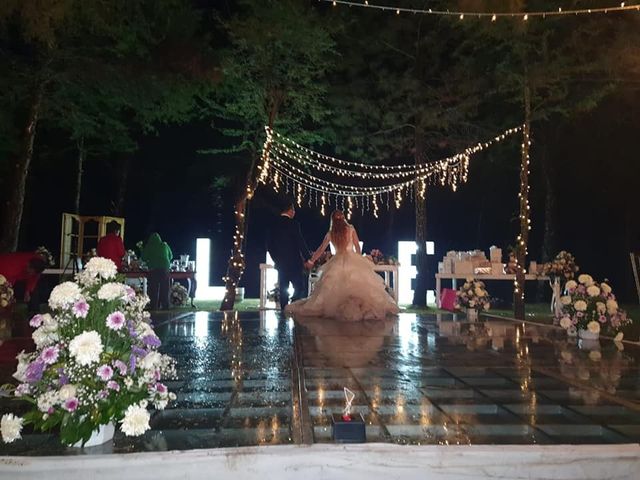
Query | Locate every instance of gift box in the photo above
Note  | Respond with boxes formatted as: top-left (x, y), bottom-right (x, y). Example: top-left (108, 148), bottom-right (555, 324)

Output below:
top-left (491, 262), bottom-right (505, 275)
top-left (440, 288), bottom-right (457, 311)
top-left (453, 260), bottom-right (474, 275)
top-left (331, 413), bottom-right (366, 443)
top-left (489, 247), bottom-right (502, 263)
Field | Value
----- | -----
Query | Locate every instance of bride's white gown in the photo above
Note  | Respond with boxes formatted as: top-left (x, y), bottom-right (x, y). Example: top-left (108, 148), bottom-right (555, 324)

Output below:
top-left (285, 230), bottom-right (399, 322)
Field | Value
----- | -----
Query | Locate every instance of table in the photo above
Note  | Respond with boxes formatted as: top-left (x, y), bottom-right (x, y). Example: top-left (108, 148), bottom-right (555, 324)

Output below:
top-left (259, 263), bottom-right (399, 309)
top-left (435, 272), bottom-right (550, 307)
top-left (42, 269), bottom-right (197, 301)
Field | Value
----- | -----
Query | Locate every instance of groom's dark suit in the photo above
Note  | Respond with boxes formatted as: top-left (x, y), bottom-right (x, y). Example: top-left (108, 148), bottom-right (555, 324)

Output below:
top-left (266, 214), bottom-right (310, 310)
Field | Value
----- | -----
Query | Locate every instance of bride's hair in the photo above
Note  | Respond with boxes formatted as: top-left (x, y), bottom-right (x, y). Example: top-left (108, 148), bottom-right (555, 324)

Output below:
top-left (330, 210), bottom-right (350, 249)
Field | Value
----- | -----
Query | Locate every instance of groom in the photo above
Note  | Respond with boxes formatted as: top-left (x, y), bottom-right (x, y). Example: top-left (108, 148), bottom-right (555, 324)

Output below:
top-left (266, 200), bottom-right (311, 311)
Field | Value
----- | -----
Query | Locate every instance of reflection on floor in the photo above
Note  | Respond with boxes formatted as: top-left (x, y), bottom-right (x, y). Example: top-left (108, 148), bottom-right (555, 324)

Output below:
top-left (1, 310), bottom-right (639, 455)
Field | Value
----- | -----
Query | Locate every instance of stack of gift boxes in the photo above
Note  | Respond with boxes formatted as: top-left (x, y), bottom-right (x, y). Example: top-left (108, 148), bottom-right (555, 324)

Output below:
top-left (439, 246), bottom-right (505, 275)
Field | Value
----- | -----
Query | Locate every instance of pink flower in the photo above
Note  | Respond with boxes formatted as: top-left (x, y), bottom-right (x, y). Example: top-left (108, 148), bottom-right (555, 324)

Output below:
top-left (598, 315), bottom-right (607, 324)
top-left (39, 346), bottom-right (59, 365)
top-left (72, 300), bottom-right (90, 318)
top-left (106, 380), bottom-right (120, 391)
top-left (63, 398), bottom-right (79, 412)
top-left (29, 314), bottom-right (44, 328)
top-left (15, 383), bottom-right (30, 397)
top-left (106, 311), bottom-right (125, 330)
top-left (155, 383), bottom-right (167, 394)
top-left (576, 312), bottom-right (584, 318)
top-left (124, 286), bottom-right (136, 299)
top-left (113, 359), bottom-right (127, 375)
top-left (97, 364), bottom-right (113, 381)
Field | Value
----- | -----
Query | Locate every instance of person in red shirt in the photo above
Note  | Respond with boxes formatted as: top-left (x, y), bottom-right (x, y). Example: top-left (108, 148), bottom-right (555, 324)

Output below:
top-left (97, 222), bottom-right (126, 270)
top-left (0, 252), bottom-right (47, 305)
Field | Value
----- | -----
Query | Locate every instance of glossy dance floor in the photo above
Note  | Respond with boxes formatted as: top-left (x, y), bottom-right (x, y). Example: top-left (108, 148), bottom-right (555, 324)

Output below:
top-left (2, 311), bottom-right (640, 455)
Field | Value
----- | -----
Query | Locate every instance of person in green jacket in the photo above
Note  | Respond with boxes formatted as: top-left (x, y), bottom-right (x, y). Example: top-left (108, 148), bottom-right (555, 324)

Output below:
top-left (142, 232), bottom-right (173, 310)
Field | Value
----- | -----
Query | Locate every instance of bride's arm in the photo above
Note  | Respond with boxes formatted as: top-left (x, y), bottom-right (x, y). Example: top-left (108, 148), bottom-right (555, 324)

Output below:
top-left (309, 233), bottom-right (331, 264)
top-left (351, 227), bottom-right (361, 255)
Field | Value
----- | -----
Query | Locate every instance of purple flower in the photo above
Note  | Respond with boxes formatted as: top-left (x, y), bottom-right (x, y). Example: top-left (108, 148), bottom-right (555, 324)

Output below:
top-left (599, 315), bottom-right (607, 324)
top-left (72, 300), bottom-right (90, 318)
top-left (58, 369), bottom-right (69, 385)
top-left (48, 407), bottom-right (55, 414)
top-left (97, 390), bottom-right (108, 400)
top-left (96, 364), bottom-right (114, 381)
top-left (129, 354), bottom-right (137, 373)
top-left (29, 314), bottom-right (44, 328)
top-left (576, 312), bottom-right (584, 318)
top-left (132, 346), bottom-right (147, 358)
top-left (25, 361), bottom-right (45, 383)
top-left (113, 359), bottom-right (127, 376)
top-left (142, 335), bottom-right (161, 348)
top-left (106, 311), bottom-right (126, 330)
top-left (106, 380), bottom-right (120, 391)
top-left (39, 346), bottom-right (59, 365)
top-left (155, 383), bottom-right (167, 394)
top-left (63, 398), bottom-right (79, 412)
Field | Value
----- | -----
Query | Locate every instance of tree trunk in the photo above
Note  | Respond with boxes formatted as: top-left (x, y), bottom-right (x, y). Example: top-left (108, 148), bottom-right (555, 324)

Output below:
top-left (412, 129), bottom-right (428, 307)
top-left (112, 154), bottom-right (130, 216)
top-left (0, 84), bottom-right (44, 253)
top-left (73, 137), bottom-right (85, 215)
top-left (219, 148), bottom-right (262, 311)
top-left (514, 74), bottom-right (532, 320)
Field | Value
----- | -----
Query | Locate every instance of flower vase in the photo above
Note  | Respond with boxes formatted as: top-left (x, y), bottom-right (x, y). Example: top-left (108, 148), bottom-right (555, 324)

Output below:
top-left (578, 329), bottom-right (599, 341)
top-left (71, 422), bottom-right (115, 448)
top-left (550, 277), bottom-right (562, 318)
top-left (466, 308), bottom-right (479, 321)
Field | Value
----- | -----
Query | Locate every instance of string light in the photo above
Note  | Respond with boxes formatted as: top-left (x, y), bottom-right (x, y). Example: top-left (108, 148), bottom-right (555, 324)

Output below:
top-left (321, 0), bottom-right (640, 19)
top-left (258, 124), bottom-right (523, 215)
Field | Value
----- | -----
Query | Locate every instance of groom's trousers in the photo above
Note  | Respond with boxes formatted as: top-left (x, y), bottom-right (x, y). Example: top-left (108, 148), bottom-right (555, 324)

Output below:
top-left (277, 263), bottom-right (306, 310)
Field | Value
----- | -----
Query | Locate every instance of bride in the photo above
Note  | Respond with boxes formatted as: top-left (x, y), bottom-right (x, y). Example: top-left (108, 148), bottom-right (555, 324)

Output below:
top-left (285, 210), bottom-right (399, 321)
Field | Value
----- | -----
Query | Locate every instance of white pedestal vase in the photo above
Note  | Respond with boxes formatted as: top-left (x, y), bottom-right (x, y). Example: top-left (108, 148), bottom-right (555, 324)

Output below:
top-left (550, 277), bottom-right (563, 320)
top-left (466, 308), bottom-right (478, 321)
top-left (578, 329), bottom-right (599, 341)
top-left (71, 422), bottom-right (115, 448)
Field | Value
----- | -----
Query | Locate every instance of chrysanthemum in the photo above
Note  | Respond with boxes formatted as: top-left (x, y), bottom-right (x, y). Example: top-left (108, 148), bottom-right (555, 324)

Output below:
top-left (69, 331), bottom-right (104, 366)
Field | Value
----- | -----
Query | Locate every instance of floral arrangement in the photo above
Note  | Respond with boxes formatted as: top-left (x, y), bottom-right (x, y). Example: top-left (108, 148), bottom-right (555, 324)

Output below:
top-left (454, 278), bottom-right (491, 312)
top-left (0, 257), bottom-right (177, 446)
top-left (0, 275), bottom-right (15, 309)
top-left (83, 248), bottom-right (98, 265)
top-left (367, 249), bottom-right (398, 265)
top-left (120, 249), bottom-right (148, 273)
top-left (311, 251), bottom-right (333, 273)
top-left (543, 251), bottom-right (579, 280)
top-left (170, 283), bottom-right (188, 307)
top-left (557, 274), bottom-right (631, 339)
top-left (35, 246), bottom-right (56, 267)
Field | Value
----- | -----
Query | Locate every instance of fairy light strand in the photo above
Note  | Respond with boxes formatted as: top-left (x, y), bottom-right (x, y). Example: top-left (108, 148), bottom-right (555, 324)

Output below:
top-left (323, 0), bottom-right (640, 19)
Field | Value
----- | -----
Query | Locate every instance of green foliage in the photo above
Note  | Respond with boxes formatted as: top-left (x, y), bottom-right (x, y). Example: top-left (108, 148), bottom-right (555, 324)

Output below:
top-left (203, 0), bottom-right (337, 163)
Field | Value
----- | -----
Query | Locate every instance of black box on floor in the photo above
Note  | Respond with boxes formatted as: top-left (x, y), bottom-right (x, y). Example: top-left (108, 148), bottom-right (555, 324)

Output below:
top-left (331, 413), bottom-right (366, 443)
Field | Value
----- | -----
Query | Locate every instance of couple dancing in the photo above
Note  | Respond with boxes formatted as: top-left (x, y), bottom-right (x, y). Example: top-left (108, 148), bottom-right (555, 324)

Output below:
top-left (267, 201), bottom-right (399, 322)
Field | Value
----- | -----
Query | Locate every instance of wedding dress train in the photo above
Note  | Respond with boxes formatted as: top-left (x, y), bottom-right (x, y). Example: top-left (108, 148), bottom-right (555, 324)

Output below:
top-left (285, 248), bottom-right (399, 322)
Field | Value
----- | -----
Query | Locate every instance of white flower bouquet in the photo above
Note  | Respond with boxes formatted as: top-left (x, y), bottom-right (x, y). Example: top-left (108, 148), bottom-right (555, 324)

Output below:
top-left (557, 274), bottom-right (631, 339)
top-left (454, 278), bottom-right (491, 312)
top-left (0, 274), bottom-right (15, 309)
top-left (0, 257), bottom-right (176, 446)
top-left (170, 283), bottom-right (188, 306)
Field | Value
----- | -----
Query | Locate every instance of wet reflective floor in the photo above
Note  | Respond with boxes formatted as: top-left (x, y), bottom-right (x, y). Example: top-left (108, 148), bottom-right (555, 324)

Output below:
top-left (1, 310), bottom-right (640, 455)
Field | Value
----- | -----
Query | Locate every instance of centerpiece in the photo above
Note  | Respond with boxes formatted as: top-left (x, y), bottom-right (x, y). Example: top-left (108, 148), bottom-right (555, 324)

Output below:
top-left (556, 274), bottom-right (631, 341)
top-left (0, 274), bottom-right (15, 343)
top-left (543, 251), bottom-right (579, 317)
top-left (366, 249), bottom-right (398, 266)
top-left (170, 283), bottom-right (189, 307)
top-left (454, 278), bottom-right (491, 321)
top-left (0, 257), bottom-right (177, 447)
